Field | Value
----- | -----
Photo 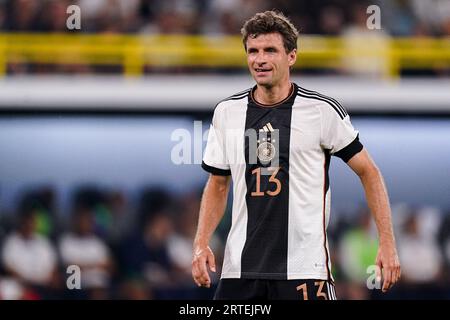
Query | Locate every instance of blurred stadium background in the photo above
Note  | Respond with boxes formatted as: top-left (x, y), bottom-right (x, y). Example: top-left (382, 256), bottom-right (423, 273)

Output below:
top-left (0, 0), bottom-right (449, 300)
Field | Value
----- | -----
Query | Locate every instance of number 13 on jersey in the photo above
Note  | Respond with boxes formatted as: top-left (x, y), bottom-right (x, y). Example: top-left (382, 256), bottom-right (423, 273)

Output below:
top-left (251, 166), bottom-right (281, 197)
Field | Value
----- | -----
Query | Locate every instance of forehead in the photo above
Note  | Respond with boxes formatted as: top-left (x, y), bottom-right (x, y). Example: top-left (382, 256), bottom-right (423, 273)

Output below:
top-left (246, 32), bottom-right (284, 48)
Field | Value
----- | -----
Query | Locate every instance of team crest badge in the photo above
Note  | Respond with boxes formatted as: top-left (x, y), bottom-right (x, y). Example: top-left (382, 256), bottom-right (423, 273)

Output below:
top-left (257, 141), bottom-right (276, 163)
top-left (257, 122), bottom-right (277, 164)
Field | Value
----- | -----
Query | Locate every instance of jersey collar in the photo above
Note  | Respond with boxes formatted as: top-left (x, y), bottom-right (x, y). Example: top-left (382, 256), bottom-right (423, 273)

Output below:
top-left (249, 83), bottom-right (298, 109)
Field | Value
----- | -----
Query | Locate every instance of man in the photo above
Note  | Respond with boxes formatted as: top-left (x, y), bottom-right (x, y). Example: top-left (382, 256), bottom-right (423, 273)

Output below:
top-left (192, 10), bottom-right (400, 300)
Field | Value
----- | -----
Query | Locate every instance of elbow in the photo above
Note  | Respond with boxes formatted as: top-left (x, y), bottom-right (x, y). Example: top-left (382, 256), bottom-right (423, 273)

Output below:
top-left (359, 162), bottom-right (381, 181)
top-left (217, 181), bottom-right (229, 194)
top-left (208, 174), bottom-right (231, 193)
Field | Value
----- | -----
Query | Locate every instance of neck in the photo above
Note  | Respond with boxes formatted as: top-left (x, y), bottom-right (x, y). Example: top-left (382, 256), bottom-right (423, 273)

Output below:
top-left (254, 81), bottom-right (292, 105)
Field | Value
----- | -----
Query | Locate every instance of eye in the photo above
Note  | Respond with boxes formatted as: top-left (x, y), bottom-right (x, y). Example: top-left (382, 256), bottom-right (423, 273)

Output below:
top-left (247, 48), bottom-right (257, 54)
top-left (266, 47), bottom-right (277, 53)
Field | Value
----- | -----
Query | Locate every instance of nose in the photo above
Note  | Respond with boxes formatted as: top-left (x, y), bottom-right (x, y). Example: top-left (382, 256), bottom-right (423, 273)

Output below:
top-left (254, 51), bottom-right (267, 65)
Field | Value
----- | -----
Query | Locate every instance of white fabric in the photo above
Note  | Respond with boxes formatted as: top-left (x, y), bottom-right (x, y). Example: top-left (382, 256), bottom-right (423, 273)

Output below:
top-left (2, 233), bottom-right (56, 285)
top-left (59, 233), bottom-right (110, 288)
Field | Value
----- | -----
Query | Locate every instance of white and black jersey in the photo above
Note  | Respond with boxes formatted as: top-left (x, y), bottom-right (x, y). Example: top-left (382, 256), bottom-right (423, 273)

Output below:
top-left (202, 83), bottom-right (363, 281)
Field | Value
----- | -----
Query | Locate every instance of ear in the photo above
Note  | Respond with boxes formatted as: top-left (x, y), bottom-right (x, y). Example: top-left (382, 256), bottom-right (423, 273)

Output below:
top-left (288, 49), bottom-right (297, 67)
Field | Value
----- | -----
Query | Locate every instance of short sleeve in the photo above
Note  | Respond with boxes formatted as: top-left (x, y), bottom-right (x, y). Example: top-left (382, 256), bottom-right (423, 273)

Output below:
top-left (320, 103), bottom-right (363, 162)
top-left (202, 106), bottom-right (231, 176)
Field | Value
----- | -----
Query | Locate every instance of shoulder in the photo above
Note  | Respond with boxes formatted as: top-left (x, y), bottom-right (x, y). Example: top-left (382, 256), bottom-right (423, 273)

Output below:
top-left (214, 87), bottom-right (252, 112)
top-left (222, 87), bottom-right (252, 103)
top-left (296, 85), bottom-right (348, 120)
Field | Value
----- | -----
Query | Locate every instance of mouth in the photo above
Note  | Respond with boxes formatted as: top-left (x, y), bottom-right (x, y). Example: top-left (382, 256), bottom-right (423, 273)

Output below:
top-left (254, 67), bottom-right (272, 75)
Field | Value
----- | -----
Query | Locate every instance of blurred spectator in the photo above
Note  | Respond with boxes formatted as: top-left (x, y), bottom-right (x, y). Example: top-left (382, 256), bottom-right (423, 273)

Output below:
top-left (270, 0), bottom-right (314, 34)
top-left (341, 2), bottom-right (390, 77)
top-left (119, 210), bottom-right (176, 295)
top-left (59, 207), bottom-right (113, 299)
top-left (203, 0), bottom-right (269, 35)
top-left (318, 5), bottom-right (345, 35)
top-left (140, 0), bottom-right (200, 34)
top-left (337, 209), bottom-right (378, 299)
top-left (378, 0), bottom-right (417, 36)
top-left (1, 205), bottom-right (59, 298)
top-left (167, 197), bottom-right (198, 278)
top-left (17, 187), bottom-right (57, 239)
top-left (137, 187), bottom-right (173, 222)
top-left (105, 190), bottom-right (134, 243)
top-left (410, 0), bottom-right (450, 35)
top-left (71, 186), bottom-right (112, 240)
top-left (4, 0), bottom-right (39, 31)
top-left (397, 212), bottom-right (443, 284)
top-left (167, 193), bottom-right (223, 286)
top-left (36, 0), bottom-right (70, 32)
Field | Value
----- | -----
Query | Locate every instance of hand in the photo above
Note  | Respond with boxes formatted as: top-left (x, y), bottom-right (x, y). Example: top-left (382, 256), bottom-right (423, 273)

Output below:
top-left (192, 245), bottom-right (216, 288)
top-left (375, 242), bottom-right (401, 292)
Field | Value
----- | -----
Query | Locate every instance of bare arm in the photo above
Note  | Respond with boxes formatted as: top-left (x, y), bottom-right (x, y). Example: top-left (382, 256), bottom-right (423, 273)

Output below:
top-left (347, 148), bottom-right (401, 292)
top-left (192, 174), bottom-right (231, 287)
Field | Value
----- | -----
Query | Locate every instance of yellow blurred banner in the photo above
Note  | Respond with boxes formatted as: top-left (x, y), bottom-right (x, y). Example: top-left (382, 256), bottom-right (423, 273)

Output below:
top-left (0, 33), bottom-right (449, 78)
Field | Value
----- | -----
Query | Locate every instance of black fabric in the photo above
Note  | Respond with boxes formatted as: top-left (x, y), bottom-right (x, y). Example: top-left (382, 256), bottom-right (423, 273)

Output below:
top-left (214, 278), bottom-right (336, 300)
top-left (324, 149), bottom-right (331, 193)
top-left (333, 136), bottom-right (364, 162)
top-left (201, 161), bottom-right (231, 176)
top-left (323, 149), bottom-right (332, 281)
top-left (240, 84), bottom-right (297, 279)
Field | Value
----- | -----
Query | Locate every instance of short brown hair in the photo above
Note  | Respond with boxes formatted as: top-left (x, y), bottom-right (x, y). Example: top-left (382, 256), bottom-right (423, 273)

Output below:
top-left (241, 11), bottom-right (299, 53)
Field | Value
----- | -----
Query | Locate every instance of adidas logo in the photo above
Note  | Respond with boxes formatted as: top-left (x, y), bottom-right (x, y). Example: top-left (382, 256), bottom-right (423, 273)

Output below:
top-left (259, 122), bottom-right (275, 133)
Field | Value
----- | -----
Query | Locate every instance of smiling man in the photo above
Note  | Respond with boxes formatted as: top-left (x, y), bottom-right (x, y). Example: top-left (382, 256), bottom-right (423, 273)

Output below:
top-left (192, 10), bottom-right (401, 300)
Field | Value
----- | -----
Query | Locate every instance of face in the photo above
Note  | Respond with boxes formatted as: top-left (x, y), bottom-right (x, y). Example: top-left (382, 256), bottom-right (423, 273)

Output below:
top-left (246, 32), bottom-right (297, 88)
top-left (20, 213), bottom-right (37, 237)
top-left (75, 210), bottom-right (95, 235)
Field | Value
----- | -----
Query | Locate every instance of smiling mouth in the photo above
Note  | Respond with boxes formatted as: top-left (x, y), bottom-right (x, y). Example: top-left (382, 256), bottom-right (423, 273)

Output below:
top-left (255, 68), bottom-right (272, 73)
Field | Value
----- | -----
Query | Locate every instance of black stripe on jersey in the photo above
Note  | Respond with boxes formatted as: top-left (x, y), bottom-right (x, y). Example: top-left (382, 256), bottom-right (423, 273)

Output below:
top-left (297, 87), bottom-right (348, 118)
top-left (231, 88), bottom-right (252, 97)
top-left (333, 135), bottom-right (364, 162)
top-left (297, 89), bottom-right (346, 119)
top-left (297, 91), bottom-right (345, 120)
top-left (300, 87), bottom-right (348, 117)
top-left (201, 161), bottom-right (231, 176)
top-left (241, 88), bottom-right (296, 280)
top-left (324, 150), bottom-right (331, 193)
top-left (210, 89), bottom-right (251, 119)
top-left (228, 95), bottom-right (249, 101)
top-left (323, 150), bottom-right (332, 281)
top-left (223, 89), bottom-right (251, 102)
